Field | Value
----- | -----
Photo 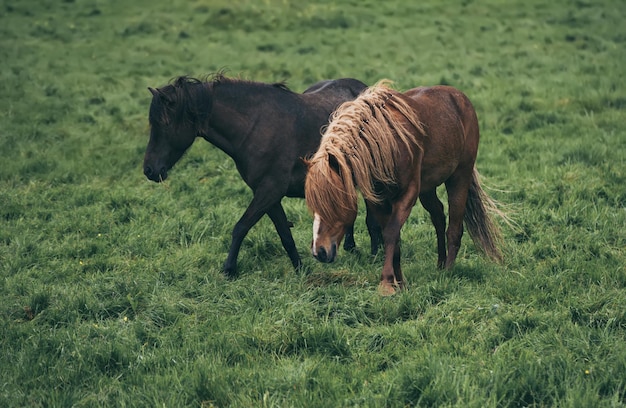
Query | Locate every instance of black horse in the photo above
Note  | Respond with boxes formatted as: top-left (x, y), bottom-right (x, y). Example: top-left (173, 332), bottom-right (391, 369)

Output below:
top-left (143, 74), bottom-right (382, 277)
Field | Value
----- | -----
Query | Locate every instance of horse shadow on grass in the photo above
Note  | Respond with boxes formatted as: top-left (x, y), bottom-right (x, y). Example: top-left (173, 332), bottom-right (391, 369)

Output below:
top-left (441, 263), bottom-right (487, 283)
top-left (304, 249), bottom-right (488, 291)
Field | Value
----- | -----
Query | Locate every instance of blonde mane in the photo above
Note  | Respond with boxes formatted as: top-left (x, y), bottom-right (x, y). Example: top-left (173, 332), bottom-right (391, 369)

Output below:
top-left (305, 80), bottom-right (424, 223)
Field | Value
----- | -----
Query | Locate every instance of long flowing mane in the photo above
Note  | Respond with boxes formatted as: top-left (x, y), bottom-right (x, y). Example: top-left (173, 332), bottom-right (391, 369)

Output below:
top-left (305, 80), bottom-right (425, 223)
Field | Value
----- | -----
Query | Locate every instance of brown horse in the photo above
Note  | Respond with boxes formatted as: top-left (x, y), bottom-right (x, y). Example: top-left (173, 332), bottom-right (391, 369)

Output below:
top-left (304, 81), bottom-right (505, 295)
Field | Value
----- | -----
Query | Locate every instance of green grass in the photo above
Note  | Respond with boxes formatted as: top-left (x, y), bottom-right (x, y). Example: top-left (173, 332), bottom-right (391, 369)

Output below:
top-left (1, 0), bottom-right (625, 406)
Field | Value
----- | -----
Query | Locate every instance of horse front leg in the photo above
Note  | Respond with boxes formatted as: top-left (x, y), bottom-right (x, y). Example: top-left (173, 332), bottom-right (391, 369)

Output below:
top-left (223, 190), bottom-right (287, 278)
top-left (419, 190), bottom-right (447, 268)
top-left (223, 205), bottom-right (266, 278)
top-left (343, 204), bottom-right (383, 255)
top-left (343, 224), bottom-right (356, 252)
top-left (376, 181), bottom-right (420, 295)
top-left (373, 203), bottom-right (415, 295)
top-left (378, 216), bottom-right (406, 296)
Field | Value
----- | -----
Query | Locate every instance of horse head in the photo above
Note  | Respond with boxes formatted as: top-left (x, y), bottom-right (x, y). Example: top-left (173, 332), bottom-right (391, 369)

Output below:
top-left (143, 77), bottom-right (212, 182)
top-left (311, 213), bottom-right (347, 263)
top-left (305, 153), bottom-right (358, 263)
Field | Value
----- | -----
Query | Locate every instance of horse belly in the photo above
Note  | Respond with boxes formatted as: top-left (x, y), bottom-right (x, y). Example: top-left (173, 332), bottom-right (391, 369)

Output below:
top-left (285, 162), bottom-right (308, 198)
top-left (419, 142), bottom-right (464, 192)
top-left (419, 166), bottom-right (454, 192)
top-left (286, 182), bottom-right (305, 198)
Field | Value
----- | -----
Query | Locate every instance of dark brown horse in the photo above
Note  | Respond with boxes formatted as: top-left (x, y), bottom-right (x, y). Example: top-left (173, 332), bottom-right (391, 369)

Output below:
top-left (305, 81), bottom-right (506, 295)
top-left (143, 74), bottom-right (382, 277)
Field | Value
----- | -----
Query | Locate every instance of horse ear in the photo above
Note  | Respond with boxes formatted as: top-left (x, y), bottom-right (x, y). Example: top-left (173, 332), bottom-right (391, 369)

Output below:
top-left (148, 87), bottom-right (173, 105)
top-left (328, 154), bottom-right (341, 175)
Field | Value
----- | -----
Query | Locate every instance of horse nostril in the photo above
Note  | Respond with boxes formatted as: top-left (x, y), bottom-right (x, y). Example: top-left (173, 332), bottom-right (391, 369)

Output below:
top-left (317, 247), bottom-right (327, 263)
top-left (144, 166), bottom-right (153, 178)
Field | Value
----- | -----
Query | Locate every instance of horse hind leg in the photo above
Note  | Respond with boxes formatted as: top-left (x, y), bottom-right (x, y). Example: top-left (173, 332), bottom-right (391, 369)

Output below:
top-left (443, 170), bottom-right (472, 268)
top-left (419, 190), bottom-right (447, 268)
top-left (266, 203), bottom-right (302, 271)
top-left (342, 207), bottom-right (383, 255)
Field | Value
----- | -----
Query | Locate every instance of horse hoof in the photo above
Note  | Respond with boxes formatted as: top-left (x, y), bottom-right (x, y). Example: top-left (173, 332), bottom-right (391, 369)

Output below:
top-left (223, 268), bottom-right (237, 280)
top-left (378, 280), bottom-right (405, 296)
top-left (378, 282), bottom-right (397, 296)
top-left (296, 263), bottom-right (311, 275)
top-left (343, 242), bottom-right (357, 253)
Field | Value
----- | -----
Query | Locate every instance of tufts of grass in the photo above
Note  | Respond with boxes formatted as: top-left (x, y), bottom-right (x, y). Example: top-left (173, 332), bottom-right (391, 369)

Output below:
top-left (1, 0), bottom-right (625, 406)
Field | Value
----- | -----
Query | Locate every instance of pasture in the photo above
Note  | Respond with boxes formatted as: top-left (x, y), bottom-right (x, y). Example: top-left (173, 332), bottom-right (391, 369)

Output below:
top-left (1, 0), bottom-right (625, 406)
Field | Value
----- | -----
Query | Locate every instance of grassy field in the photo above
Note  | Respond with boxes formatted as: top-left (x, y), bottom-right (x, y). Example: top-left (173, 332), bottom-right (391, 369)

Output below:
top-left (1, 0), bottom-right (625, 406)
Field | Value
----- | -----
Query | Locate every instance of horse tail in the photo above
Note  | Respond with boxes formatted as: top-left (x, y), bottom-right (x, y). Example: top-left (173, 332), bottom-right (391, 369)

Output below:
top-left (464, 168), bottom-right (510, 262)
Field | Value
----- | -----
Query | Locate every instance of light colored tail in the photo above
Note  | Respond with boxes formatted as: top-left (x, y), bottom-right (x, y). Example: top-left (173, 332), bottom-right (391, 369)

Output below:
top-left (464, 168), bottom-right (511, 262)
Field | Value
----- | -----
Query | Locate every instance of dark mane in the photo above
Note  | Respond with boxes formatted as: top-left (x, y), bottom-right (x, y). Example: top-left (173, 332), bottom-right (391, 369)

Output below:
top-left (272, 81), bottom-right (291, 91)
top-left (149, 71), bottom-right (291, 132)
top-left (148, 76), bottom-right (212, 131)
top-left (208, 72), bottom-right (291, 92)
top-left (148, 73), bottom-right (292, 135)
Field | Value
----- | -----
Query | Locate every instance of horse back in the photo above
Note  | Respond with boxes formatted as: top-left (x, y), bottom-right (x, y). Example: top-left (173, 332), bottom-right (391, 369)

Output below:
top-left (303, 78), bottom-right (367, 99)
top-left (300, 78), bottom-right (367, 122)
top-left (404, 86), bottom-right (478, 132)
top-left (403, 85), bottom-right (479, 148)
top-left (279, 79), bottom-right (368, 197)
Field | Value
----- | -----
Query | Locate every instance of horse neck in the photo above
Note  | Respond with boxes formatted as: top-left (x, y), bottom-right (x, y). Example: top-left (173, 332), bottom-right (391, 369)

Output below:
top-left (202, 82), bottom-right (268, 158)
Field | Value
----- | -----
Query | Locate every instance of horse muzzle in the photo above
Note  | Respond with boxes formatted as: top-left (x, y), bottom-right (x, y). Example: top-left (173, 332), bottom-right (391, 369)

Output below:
top-left (143, 165), bottom-right (168, 182)
top-left (313, 243), bottom-right (337, 263)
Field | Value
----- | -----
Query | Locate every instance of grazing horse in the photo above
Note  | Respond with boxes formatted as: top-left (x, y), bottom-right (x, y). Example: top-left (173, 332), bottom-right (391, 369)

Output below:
top-left (143, 74), bottom-right (382, 277)
top-left (305, 81), bottom-right (505, 295)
